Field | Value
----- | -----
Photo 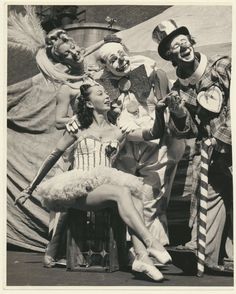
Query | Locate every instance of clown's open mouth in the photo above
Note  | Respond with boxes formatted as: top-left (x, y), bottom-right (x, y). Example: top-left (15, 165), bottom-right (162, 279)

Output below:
top-left (116, 61), bottom-right (130, 72)
top-left (180, 48), bottom-right (192, 58)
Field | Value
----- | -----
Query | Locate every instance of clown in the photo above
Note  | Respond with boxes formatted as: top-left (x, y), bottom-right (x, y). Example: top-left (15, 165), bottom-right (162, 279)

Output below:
top-left (91, 35), bottom-right (187, 256)
top-left (152, 19), bottom-right (232, 272)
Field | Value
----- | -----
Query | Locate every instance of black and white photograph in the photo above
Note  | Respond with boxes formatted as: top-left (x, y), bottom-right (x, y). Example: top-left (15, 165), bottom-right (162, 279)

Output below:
top-left (3, 1), bottom-right (234, 290)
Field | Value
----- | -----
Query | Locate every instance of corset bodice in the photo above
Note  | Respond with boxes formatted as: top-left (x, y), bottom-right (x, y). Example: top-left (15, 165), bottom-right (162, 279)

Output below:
top-left (72, 135), bottom-right (120, 171)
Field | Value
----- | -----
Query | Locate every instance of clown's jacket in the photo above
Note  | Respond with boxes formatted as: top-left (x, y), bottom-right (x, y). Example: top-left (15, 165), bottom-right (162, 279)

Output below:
top-left (168, 53), bottom-right (231, 153)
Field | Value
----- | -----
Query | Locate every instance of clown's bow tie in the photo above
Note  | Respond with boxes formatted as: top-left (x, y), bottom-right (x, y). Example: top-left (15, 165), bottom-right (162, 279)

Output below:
top-left (96, 64), bottom-right (152, 103)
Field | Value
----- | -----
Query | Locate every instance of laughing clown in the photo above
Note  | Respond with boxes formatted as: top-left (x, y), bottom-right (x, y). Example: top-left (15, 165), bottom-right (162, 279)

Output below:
top-left (92, 35), bottom-right (186, 247)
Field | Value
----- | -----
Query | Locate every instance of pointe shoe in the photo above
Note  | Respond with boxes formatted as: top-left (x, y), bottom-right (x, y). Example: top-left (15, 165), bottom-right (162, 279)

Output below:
top-left (43, 255), bottom-right (56, 268)
top-left (146, 239), bottom-right (172, 265)
top-left (132, 258), bottom-right (164, 281)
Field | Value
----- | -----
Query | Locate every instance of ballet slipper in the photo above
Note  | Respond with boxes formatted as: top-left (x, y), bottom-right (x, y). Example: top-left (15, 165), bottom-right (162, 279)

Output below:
top-left (43, 255), bottom-right (56, 268)
top-left (145, 238), bottom-right (172, 265)
top-left (132, 258), bottom-right (164, 281)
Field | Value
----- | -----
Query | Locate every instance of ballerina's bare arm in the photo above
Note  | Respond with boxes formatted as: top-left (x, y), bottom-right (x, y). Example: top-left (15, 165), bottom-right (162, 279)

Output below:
top-left (55, 130), bottom-right (77, 151)
top-left (124, 107), bottom-right (166, 142)
top-left (55, 85), bottom-right (74, 130)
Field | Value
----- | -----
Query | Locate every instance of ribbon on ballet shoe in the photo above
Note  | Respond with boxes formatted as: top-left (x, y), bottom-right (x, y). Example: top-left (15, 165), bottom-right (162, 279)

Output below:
top-left (145, 238), bottom-right (172, 265)
top-left (147, 247), bottom-right (172, 265)
top-left (132, 258), bottom-right (164, 281)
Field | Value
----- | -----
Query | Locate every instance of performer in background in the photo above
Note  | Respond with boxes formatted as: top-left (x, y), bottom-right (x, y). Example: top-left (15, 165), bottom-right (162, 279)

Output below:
top-left (17, 82), bottom-right (172, 282)
top-left (8, 6), bottom-right (100, 130)
top-left (152, 19), bottom-right (232, 272)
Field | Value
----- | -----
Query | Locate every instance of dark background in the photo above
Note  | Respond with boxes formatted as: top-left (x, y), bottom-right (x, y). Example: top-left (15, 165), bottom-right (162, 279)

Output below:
top-left (8, 5), bottom-right (171, 29)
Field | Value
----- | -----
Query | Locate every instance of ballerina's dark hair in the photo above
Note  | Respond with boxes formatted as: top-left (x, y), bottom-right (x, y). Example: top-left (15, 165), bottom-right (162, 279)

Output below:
top-left (75, 84), bottom-right (94, 129)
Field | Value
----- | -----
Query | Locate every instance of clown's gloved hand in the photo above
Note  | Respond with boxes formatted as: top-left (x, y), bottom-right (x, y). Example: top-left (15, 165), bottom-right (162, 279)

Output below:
top-left (65, 115), bottom-right (81, 134)
top-left (165, 91), bottom-right (186, 118)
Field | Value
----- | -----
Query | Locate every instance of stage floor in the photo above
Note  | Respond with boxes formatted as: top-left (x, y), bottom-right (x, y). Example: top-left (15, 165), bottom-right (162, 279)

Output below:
top-left (6, 250), bottom-right (233, 287)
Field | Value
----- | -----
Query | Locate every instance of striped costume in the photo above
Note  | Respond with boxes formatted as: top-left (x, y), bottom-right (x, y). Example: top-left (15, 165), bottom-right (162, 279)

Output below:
top-left (37, 131), bottom-right (145, 212)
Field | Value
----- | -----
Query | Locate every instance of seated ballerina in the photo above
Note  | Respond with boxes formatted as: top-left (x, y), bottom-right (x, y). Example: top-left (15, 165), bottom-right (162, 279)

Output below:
top-left (17, 82), bottom-right (171, 282)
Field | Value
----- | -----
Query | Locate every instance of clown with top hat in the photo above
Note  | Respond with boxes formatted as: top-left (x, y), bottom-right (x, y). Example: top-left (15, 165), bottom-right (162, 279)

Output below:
top-left (152, 19), bottom-right (232, 273)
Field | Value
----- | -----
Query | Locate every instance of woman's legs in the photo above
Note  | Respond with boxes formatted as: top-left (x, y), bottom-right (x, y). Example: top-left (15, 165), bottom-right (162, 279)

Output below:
top-left (129, 197), bottom-right (164, 280)
top-left (77, 184), bottom-right (151, 241)
top-left (129, 197), bottom-right (154, 265)
top-left (76, 184), bottom-right (171, 264)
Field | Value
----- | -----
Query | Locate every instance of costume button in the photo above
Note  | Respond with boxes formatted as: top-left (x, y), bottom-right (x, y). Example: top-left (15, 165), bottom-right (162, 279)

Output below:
top-left (118, 77), bottom-right (131, 92)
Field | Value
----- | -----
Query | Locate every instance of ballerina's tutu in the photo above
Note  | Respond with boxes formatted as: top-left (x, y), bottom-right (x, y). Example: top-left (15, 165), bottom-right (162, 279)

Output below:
top-left (37, 166), bottom-right (144, 212)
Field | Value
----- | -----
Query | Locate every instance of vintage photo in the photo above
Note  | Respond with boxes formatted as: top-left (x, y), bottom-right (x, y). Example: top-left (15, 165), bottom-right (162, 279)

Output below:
top-left (6, 3), bottom-right (233, 288)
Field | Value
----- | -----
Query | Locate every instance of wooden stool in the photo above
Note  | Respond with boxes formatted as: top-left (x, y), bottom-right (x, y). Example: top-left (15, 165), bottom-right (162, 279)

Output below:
top-left (66, 208), bottom-right (128, 272)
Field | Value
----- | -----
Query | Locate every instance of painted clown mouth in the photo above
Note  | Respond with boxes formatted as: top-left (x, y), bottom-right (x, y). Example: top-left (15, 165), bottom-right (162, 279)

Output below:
top-left (180, 48), bottom-right (192, 58)
top-left (115, 61), bottom-right (130, 72)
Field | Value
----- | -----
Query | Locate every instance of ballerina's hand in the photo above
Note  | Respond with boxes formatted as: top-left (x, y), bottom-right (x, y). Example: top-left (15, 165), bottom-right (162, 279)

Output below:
top-left (15, 187), bottom-right (32, 206)
top-left (119, 120), bottom-right (140, 133)
top-left (65, 115), bottom-right (81, 134)
top-left (155, 97), bottom-right (168, 109)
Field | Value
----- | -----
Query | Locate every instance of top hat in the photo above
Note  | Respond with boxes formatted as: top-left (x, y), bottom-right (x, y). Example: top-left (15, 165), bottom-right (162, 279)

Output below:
top-left (152, 19), bottom-right (190, 60)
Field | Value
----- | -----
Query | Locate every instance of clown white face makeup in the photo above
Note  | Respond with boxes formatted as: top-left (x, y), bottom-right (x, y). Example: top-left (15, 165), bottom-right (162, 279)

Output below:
top-left (99, 43), bottom-right (131, 77)
top-left (169, 34), bottom-right (195, 65)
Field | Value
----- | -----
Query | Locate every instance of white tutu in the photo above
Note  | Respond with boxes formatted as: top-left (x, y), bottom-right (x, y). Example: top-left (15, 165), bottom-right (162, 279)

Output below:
top-left (37, 166), bottom-right (144, 212)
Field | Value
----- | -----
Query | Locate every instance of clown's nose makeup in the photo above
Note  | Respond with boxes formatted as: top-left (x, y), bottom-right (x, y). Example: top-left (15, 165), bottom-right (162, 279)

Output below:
top-left (180, 43), bottom-right (189, 51)
top-left (118, 51), bottom-right (125, 60)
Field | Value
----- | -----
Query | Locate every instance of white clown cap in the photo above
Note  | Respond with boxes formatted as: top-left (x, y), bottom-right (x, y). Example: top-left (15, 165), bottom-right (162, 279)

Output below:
top-left (98, 42), bottom-right (125, 62)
